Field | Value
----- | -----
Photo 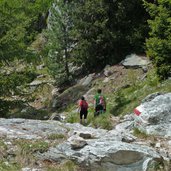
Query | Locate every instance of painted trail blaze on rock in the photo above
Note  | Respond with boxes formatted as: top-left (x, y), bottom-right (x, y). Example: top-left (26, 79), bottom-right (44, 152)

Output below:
top-left (134, 105), bottom-right (143, 116)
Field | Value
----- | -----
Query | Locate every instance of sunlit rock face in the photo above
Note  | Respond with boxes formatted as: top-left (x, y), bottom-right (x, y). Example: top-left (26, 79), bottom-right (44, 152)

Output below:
top-left (134, 93), bottom-right (171, 137)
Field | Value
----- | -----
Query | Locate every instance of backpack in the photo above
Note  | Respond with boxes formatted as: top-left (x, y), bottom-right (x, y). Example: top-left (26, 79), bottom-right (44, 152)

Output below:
top-left (97, 95), bottom-right (105, 107)
top-left (80, 100), bottom-right (88, 110)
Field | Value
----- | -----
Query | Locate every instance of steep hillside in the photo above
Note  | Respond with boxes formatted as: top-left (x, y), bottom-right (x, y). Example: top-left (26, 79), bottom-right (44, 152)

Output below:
top-left (55, 55), bottom-right (171, 129)
top-left (0, 55), bottom-right (171, 171)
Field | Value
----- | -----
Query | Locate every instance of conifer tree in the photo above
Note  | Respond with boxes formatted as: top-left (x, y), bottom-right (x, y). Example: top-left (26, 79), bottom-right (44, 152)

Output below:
top-left (46, 0), bottom-right (73, 86)
top-left (0, 0), bottom-right (52, 115)
top-left (144, 0), bottom-right (171, 79)
top-left (70, 0), bottom-right (148, 71)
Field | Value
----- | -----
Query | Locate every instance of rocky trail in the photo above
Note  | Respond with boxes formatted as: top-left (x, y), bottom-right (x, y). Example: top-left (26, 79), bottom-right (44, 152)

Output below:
top-left (0, 93), bottom-right (171, 171)
top-left (0, 55), bottom-right (171, 171)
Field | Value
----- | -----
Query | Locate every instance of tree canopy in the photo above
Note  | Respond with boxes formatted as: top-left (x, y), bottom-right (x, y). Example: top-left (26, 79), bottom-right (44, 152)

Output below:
top-left (46, 0), bottom-right (149, 74)
top-left (144, 0), bottom-right (171, 79)
top-left (0, 0), bottom-right (53, 115)
top-left (0, 0), bottom-right (171, 115)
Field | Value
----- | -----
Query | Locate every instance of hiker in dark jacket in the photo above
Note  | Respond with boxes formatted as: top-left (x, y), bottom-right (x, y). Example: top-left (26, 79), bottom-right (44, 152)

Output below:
top-left (78, 96), bottom-right (88, 124)
top-left (94, 89), bottom-right (106, 116)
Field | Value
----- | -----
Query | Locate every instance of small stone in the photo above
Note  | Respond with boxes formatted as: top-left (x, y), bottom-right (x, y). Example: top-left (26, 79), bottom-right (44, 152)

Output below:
top-left (155, 143), bottom-right (161, 148)
top-left (79, 133), bottom-right (92, 139)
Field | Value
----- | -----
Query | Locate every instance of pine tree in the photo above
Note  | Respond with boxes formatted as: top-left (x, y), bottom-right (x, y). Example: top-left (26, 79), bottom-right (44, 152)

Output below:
top-left (69, 0), bottom-right (148, 71)
top-left (0, 0), bottom-right (52, 115)
top-left (45, 0), bottom-right (73, 86)
top-left (144, 0), bottom-right (171, 79)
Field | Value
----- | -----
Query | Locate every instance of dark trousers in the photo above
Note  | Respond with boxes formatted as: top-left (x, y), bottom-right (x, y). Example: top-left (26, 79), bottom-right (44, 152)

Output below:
top-left (80, 109), bottom-right (88, 119)
top-left (94, 104), bottom-right (104, 116)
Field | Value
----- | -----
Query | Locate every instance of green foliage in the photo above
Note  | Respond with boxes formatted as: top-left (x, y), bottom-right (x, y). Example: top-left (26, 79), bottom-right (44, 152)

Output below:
top-left (69, 0), bottom-right (148, 71)
top-left (0, 140), bottom-right (7, 150)
top-left (67, 107), bottom-right (113, 130)
top-left (144, 0), bottom-right (171, 79)
top-left (0, 140), bottom-right (7, 160)
top-left (66, 111), bottom-right (79, 124)
top-left (0, 69), bottom-right (37, 116)
top-left (0, 0), bottom-right (52, 62)
top-left (7, 108), bottom-right (49, 120)
top-left (0, 161), bottom-right (21, 171)
top-left (48, 133), bottom-right (66, 140)
top-left (108, 68), bottom-right (171, 117)
top-left (148, 161), bottom-right (164, 171)
top-left (45, 0), bottom-right (149, 75)
top-left (91, 113), bottom-right (113, 130)
top-left (0, 0), bottom-right (53, 115)
top-left (0, 70), bottom-right (37, 97)
top-left (45, 0), bottom-right (73, 86)
top-left (146, 68), bottom-right (160, 87)
top-left (110, 91), bottom-right (131, 116)
top-left (15, 139), bottom-right (49, 154)
top-left (133, 128), bottom-right (148, 139)
top-left (70, 0), bottom-right (109, 69)
top-left (47, 160), bottom-right (78, 171)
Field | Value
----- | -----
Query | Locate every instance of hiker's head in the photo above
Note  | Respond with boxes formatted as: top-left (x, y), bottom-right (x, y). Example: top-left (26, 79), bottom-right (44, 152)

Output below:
top-left (81, 96), bottom-right (85, 100)
top-left (97, 89), bottom-right (102, 94)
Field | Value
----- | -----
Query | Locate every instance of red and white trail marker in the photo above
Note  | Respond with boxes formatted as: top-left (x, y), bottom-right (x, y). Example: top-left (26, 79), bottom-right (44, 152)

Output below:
top-left (134, 105), bottom-right (143, 116)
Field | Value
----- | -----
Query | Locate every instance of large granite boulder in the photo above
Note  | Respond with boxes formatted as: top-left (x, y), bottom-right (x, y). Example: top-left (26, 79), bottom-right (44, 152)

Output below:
top-left (134, 93), bottom-right (171, 137)
top-left (39, 123), bottom-right (167, 171)
top-left (41, 129), bottom-right (163, 171)
top-left (121, 54), bottom-right (150, 69)
top-left (0, 119), bottom-right (170, 171)
top-left (0, 119), bottom-right (68, 139)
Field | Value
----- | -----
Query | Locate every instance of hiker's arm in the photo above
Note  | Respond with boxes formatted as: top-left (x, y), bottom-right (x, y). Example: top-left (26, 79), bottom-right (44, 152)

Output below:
top-left (93, 98), bottom-right (96, 109)
top-left (77, 100), bottom-right (81, 113)
top-left (104, 97), bottom-right (107, 110)
top-left (78, 106), bottom-right (81, 113)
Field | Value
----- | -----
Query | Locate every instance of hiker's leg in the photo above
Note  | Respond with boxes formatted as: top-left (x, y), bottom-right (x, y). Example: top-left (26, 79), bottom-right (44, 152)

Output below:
top-left (94, 106), bottom-right (97, 117)
top-left (99, 105), bottom-right (104, 114)
top-left (84, 111), bottom-right (88, 124)
top-left (94, 105), bottom-right (100, 117)
top-left (80, 111), bottom-right (83, 124)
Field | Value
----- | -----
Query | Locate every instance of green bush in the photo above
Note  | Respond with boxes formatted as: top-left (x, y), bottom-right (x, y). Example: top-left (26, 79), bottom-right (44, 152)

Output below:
top-left (48, 134), bottom-right (66, 140)
top-left (110, 91), bottom-right (131, 116)
top-left (133, 128), bottom-right (148, 139)
top-left (15, 139), bottom-right (49, 154)
top-left (144, 0), bottom-right (171, 79)
top-left (6, 108), bottom-right (49, 120)
top-left (91, 113), bottom-right (113, 130)
top-left (0, 161), bottom-right (21, 171)
top-left (47, 160), bottom-right (78, 171)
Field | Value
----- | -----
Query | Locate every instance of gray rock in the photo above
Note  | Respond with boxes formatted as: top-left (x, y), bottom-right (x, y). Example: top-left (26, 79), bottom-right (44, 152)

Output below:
top-left (121, 54), bottom-right (150, 68)
top-left (22, 168), bottom-right (42, 171)
top-left (36, 64), bottom-right (45, 70)
top-left (0, 118), bottom-right (169, 171)
top-left (42, 140), bottom-right (162, 171)
top-left (51, 88), bottom-right (59, 97)
top-left (104, 65), bottom-right (113, 77)
top-left (134, 93), bottom-right (171, 137)
top-left (141, 92), bottom-right (163, 103)
top-left (49, 112), bottom-right (63, 121)
top-left (103, 77), bottom-right (110, 83)
top-left (79, 132), bottom-right (92, 139)
top-left (0, 119), bottom-right (68, 140)
top-left (68, 135), bottom-right (87, 149)
top-left (29, 80), bottom-right (43, 86)
top-left (69, 63), bottom-right (82, 76)
top-left (79, 73), bottom-right (95, 86)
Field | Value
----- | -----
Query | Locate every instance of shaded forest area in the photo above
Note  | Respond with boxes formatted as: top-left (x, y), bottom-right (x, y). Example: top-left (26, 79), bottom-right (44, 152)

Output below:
top-left (0, 0), bottom-right (171, 115)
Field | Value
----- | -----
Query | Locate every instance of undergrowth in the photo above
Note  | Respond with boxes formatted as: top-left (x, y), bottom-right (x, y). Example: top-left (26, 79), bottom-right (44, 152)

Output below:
top-left (110, 69), bottom-right (171, 116)
top-left (66, 68), bottom-right (171, 129)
